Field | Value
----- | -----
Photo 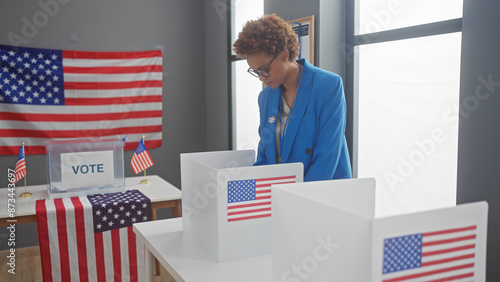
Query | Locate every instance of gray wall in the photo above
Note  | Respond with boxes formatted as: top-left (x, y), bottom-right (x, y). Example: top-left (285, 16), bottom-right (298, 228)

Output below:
top-left (0, 0), bottom-right (211, 250)
top-left (458, 0), bottom-right (500, 280)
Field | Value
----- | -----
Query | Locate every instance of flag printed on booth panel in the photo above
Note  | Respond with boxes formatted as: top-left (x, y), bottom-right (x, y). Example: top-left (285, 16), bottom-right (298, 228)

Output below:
top-left (0, 45), bottom-right (163, 155)
top-left (14, 143), bottom-right (26, 183)
top-left (131, 138), bottom-right (154, 174)
top-left (227, 175), bottom-right (296, 222)
top-left (381, 225), bottom-right (477, 282)
top-left (36, 189), bottom-right (151, 282)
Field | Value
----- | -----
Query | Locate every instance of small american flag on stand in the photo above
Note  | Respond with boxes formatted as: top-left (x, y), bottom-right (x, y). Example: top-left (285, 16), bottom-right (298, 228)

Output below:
top-left (227, 175), bottom-right (296, 222)
top-left (14, 143), bottom-right (26, 183)
top-left (381, 225), bottom-right (477, 282)
top-left (36, 189), bottom-right (151, 282)
top-left (131, 137), bottom-right (154, 174)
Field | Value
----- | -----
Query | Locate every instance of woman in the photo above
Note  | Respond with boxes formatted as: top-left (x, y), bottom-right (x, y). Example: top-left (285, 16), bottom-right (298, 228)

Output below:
top-left (233, 14), bottom-right (352, 181)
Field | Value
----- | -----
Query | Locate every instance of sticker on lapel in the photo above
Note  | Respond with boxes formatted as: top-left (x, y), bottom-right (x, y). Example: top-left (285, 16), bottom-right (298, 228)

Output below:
top-left (268, 115), bottom-right (275, 124)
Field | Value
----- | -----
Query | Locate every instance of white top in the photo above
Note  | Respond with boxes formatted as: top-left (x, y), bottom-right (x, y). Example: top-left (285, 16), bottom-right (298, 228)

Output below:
top-left (0, 175), bottom-right (181, 218)
top-left (133, 218), bottom-right (272, 282)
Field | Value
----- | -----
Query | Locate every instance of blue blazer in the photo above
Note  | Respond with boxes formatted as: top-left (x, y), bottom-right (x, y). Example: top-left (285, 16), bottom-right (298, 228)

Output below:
top-left (254, 59), bottom-right (352, 181)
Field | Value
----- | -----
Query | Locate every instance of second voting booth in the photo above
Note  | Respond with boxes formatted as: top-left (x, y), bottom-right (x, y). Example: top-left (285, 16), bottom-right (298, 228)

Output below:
top-left (272, 179), bottom-right (488, 281)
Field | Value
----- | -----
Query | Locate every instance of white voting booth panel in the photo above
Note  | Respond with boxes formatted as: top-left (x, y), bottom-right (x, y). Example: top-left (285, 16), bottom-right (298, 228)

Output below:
top-left (272, 179), bottom-right (488, 282)
top-left (181, 150), bottom-right (303, 262)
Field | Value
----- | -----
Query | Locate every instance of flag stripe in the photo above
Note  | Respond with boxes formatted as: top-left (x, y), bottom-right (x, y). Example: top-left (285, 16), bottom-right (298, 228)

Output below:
top-left (36, 200), bottom-right (53, 282)
top-left (228, 201), bottom-right (271, 210)
top-left (382, 263), bottom-right (475, 282)
top-left (423, 244), bottom-right (476, 257)
top-left (422, 235), bottom-right (476, 247)
top-left (426, 272), bottom-right (474, 282)
top-left (54, 199), bottom-right (71, 282)
top-left (46, 200), bottom-right (61, 282)
top-left (228, 207), bottom-right (272, 216)
top-left (65, 95), bottom-right (162, 105)
top-left (228, 213), bottom-right (271, 222)
top-left (256, 175), bottom-right (296, 182)
top-left (1, 110), bottom-right (162, 122)
top-left (112, 229), bottom-right (122, 282)
top-left (0, 125), bottom-right (161, 138)
top-left (64, 80), bottom-right (161, 90)
top-left (128, 227), bottom-right (138, 282)
top-left (423, 226), bottom-right (477, 237)
top-left (94, 232), bottom-right (106, 282)
top-left (421, 254), bottom-right (475, 267)
top-left (1, 102), bottom-right (161, 114)
top-left (63, 49), bottom-right (162, 60)
top-left (63, 65), bottom-right (162, 74)
top-left (71, 197), bottom-right (89, 282)
top-left (255, 180), bottom-right (296, 188)
top-left (63, 198), bottom-right (79, 282)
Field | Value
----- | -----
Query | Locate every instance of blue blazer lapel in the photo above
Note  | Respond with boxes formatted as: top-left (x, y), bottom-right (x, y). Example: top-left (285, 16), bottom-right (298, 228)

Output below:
top-left (281, 60), bottom-right (312, 163)
top-left (264, 88), bottom-right (280, 164)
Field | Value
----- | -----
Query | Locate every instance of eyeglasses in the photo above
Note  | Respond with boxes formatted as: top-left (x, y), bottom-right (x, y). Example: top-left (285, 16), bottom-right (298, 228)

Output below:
top-left (247, 54), bottom-right (278, 78)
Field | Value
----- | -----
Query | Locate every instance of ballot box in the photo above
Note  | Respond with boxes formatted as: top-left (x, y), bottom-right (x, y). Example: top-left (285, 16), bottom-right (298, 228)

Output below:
top-left (45, 138), bottom-right (126, 199)
top-left (272, 179), bottom-right (488, 282)
top-left (181, 149), bottom-right (303, 262)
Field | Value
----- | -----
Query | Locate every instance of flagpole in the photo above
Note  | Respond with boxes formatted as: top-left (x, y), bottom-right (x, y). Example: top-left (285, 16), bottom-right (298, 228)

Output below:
top-left (140, 136), bottom-right (151, 185)
top-left (19, 143), bottom-right (32, 198)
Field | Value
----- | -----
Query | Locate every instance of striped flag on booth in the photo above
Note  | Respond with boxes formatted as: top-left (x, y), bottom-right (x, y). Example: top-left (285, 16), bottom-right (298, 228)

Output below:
top-left (381, 225), bottom-right (477, 282)
top-left (227, 175), bottom-right (296, 222)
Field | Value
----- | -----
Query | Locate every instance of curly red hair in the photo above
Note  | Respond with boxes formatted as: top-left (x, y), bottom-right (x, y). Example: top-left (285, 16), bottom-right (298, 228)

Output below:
top-left (233, 14), bottom-right (300, 62)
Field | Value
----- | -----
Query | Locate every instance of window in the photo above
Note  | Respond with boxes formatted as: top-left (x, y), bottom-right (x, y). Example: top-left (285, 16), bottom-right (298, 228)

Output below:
top-left (349, 0), bottom-right (463, 217)
top-left (230, 0), bottom-right (264, 151)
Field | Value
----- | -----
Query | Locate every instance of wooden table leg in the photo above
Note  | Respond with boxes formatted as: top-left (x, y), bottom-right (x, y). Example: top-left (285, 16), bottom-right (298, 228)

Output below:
top-left (171, 200), bottom-right (182, 218)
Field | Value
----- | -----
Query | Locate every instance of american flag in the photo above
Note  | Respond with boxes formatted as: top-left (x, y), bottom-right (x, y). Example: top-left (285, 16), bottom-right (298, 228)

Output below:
top-left (227, 175), bottom-right (296, 222)
top-left (36, 190), bottom-right (151, 282)
top-left (14, 143), bottom-right (26, 183)
top-left (381, 225), bottom-right (477, 282)
top-left (131, 138), bottom-right (154, 174)
top-left (0, 45), bottom-right (163, 155)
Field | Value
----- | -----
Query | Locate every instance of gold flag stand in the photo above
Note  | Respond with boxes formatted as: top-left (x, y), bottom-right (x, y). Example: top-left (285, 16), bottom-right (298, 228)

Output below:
top-left (19, 143), bottom-right (32, 198)
top-left (19, 177), bottom-right (32, 198)
top-left (140, 169), bottom-right (151, 184)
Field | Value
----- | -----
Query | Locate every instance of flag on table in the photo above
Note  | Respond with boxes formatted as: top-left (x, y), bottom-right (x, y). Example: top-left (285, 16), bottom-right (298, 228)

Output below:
top-left (381, 225), bottom-right (477, 282)
top-left (36, 190), bottom-right (151, 282)
top-left (14, 143), bottom-right (26, 183)
top-left (227, 175), bottom-right (296, 222)
top-left (0, 44), bottom-right (163, 155)
top-left (131, 138), bottom-right (154, 174)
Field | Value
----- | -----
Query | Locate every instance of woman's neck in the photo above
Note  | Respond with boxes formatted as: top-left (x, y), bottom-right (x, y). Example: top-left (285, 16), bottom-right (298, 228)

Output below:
top-left (281, 61), bottom-right (300, 106)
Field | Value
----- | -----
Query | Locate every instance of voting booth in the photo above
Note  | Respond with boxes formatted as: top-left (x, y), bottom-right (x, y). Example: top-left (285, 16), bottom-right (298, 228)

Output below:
top-left (45, 138), bottom-right (126, 199)
top-left (181, 150), bottom-right (303, 262)
top-left (272, 179), bottom-right (488, 282)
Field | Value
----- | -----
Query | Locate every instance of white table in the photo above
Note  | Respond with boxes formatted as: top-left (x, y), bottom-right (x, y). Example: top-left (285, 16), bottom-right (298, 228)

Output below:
top-left (133, 217), bottom-right (272, 282)
top-left (0, 175), bottom-right (182, 226)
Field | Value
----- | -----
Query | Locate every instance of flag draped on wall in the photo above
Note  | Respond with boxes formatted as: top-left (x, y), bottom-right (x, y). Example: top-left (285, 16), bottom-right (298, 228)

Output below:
top-left (227, 175), bottom-right (296, 222)
top-left (36, 189), bottom-right (151, 282)
top-left (0, 45), bottom-right (163, 155)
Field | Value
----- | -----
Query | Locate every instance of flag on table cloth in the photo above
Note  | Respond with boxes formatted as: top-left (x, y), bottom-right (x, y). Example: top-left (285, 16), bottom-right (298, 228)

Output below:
top-left (227, 175), bottom-right (296, 222)
top-left (36, 190), bottom-right (151, 282)
top-left (131, 138), bottom-right (154, 174)
top-left (0, 44), bottom-right (163, 155)
top-left (13, 143), bottom-right (26, 183)
top-left (381, 225), bottom-right (477, 282)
